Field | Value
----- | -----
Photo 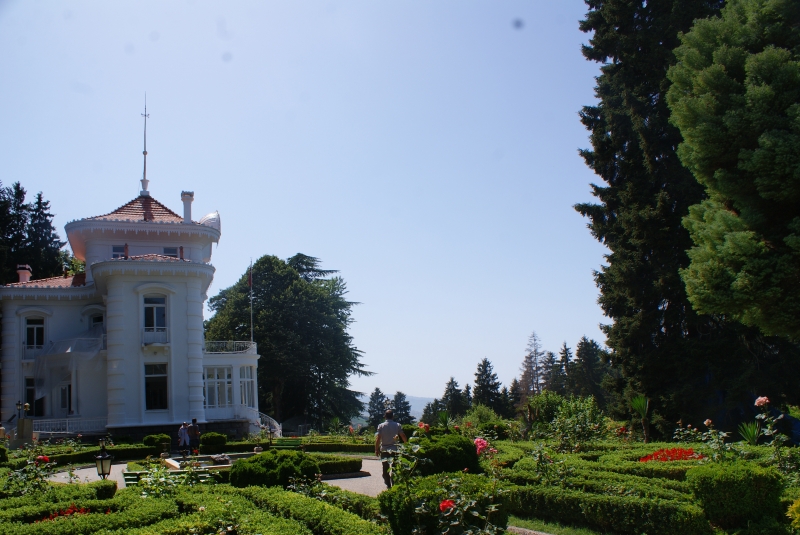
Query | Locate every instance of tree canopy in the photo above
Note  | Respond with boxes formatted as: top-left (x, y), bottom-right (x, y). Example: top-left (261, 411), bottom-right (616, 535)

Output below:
top-left (667, 0), bottom-right (800, 339)
top-left (204, 254), bottom-right (370, 426)
top-left (0, 182), bottom-right (65, 283)
top-left (572, 0), bottom-right (800, 428)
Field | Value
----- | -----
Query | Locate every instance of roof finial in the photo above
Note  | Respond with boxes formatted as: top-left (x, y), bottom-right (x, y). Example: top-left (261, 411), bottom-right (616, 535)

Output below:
top-left (140, 94), bottom-right (150, 197)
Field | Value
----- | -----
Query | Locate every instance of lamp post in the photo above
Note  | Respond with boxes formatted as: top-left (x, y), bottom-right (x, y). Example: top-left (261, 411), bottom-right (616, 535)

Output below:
top-left (15, 400), bottom-right (21, 420)
top-left (95, 439), bottom-right (113, 480)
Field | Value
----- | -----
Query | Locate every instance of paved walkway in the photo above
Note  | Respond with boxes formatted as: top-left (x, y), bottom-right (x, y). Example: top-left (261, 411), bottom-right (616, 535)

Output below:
top-left (324, 457), bottom-right (388, 497)
top-left (48, 462), bottom-right (128, 489)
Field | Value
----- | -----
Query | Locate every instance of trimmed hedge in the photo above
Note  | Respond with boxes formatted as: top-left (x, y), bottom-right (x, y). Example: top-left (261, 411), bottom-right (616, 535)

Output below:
top-left (230, 450), bottom-right (319, 488)
top-left (308, 453), bottom-right (363, 475)
top-left (142, 434), bottom-right (171, 448)
top-left (313, 484), bottom-right (383, 523)
top-left (0, 479), bottom-right (117, 508)
top-left (507, 484), bottom-right (711, 535)
top-left (5, 444), bottom-right (160, 470)
top-left (686, 462), bottom-right (783, 529)
top-left (302, 443), bottom-right (374, 453)
top-left (240, 485), bottom-right (385, 535)
top-left (417, 434), bottom-right (481, 475)
top-left (199, 431), bottom-right (227, 446)
top-left (379, 472), bottom-right (510, 535)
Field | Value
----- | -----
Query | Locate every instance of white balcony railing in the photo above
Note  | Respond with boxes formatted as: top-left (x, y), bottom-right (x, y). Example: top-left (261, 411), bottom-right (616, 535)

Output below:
top-left (23, 345), bottom-right (43, 361)
top-left (32, 417), bottom-right (107, 434)
top-left (142, 328), bottom-right (169, 345)
top-left (203, 341), bottom-right (257, 354)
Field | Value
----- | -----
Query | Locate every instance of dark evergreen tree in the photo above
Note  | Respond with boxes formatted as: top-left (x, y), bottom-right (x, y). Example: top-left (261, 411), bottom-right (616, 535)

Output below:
top-left (421, 398), bottom-right (443, 424)
top-left (508, 377), bottom-right (522, 414)
top-left (473, 358), bottom-right (502, 413)
top-left (366, 388), bottom-right (388, 428)
top-left (558, 342), bottom-right (574, 395)
top-left (570, 337), bottom-right (606, 405)
top-left (574, 0), bottom-right (800, 427)
top-left (540, 350), bottom-right (566, 395)
top-left (26, 192), bottom-right (65, 278)
top-left (392, 391), bottom-right (415, 425)
top-left (462, 384), bottom-right (472, 408)
top-left (498, 386), bottom-right (514, 419)
top-left (441, 377), bottom-right (468, 417)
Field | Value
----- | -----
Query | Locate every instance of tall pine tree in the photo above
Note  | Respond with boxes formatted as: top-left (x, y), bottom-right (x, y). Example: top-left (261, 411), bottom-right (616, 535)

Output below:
top-left (574, 0), bottom-right (800, 428)
top-left (366, 388), bottom-right (388, 428)
top-left (392, 391), bottom-right (415, 425)
top-left (441, 377), bottom-right (468, 417)
top-left (473, 358), bottom-right (502, 413)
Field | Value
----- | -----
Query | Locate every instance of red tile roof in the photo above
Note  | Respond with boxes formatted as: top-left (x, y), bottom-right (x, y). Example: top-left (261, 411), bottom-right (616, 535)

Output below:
top-left (88, 195), bottom-right (185, 223)
top-left (4, 273), bottom-right (87, 288)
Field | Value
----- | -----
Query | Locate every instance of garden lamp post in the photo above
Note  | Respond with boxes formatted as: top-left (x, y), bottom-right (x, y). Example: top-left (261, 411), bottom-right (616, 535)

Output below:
top-left (95, 439), bottom-right (113, 480)
top-left (15, 400), bottom-right (21, 419)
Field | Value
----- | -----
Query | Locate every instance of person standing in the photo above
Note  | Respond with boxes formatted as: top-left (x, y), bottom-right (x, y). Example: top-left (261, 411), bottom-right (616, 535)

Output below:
top-left (187, 418), bottom-right (201, 452)
top-left (374, 409), bottom-right (407, 488)
top-left (178, 422), bottom-right (189, 452)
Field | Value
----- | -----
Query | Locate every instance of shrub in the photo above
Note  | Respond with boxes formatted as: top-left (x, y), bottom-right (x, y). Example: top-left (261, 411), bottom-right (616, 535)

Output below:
top-left (686, 462), bottom-right (783, 529)
top-left (302, 443), bottom-right (374, 453)
top-left (229, 450), bottom-right (319, 488)
top-left (0, 446), bottom-right (8, 464)
top-left (417, 434), bottom-right (481, 475)
top-left (462, 404), bottom-right (501, 426)
top-left (307, 454), bottom-right (362, 475)
top-left (199, 432), bottom-right (227, 446)
top-left (789, 497), bottom-right (800, 530)
top-left (550, 396), bottom-right (604, 452)
top-left (379, 473), bottom-right (510, 535)
top-left (507, 485), bottom-right (710, 535)
top-left (141, 434), bottom-right (171, 448)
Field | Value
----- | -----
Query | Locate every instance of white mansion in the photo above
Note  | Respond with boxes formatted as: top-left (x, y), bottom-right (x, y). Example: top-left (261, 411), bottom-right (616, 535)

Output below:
top-left (0, 178), bottom-right (274, 439)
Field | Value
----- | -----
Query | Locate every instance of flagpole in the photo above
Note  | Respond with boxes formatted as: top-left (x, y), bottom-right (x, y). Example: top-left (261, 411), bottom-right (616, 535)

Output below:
top-left (249, 258), bottom-right (254, 343)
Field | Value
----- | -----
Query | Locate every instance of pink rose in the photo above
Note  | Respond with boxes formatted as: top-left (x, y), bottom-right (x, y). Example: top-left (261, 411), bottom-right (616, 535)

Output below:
top-left (704, 419), bottom-right (712, 427)
top-left (754, 396), bottom-right (769, 407)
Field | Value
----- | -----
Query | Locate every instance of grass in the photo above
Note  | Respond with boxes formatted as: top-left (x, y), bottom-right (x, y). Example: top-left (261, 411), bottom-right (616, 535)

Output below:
top-left (508, 516), bottom-right (617, 535)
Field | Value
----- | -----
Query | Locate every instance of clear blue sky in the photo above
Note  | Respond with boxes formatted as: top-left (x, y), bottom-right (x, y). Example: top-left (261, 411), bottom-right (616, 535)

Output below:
top-left (0, 0), bottom-right (608, 400)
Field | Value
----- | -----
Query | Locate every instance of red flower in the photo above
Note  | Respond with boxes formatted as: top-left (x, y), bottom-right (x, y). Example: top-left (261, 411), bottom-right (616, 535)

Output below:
top-left (439, 499), bottom-right (456, 512)
top-left (37, 455), bottom-right (50, 463)
top-left (418, 422), bottom-right (425, 428)
top-left (639, 447), bottom-right (704, 463)
top-left (423, 424), bottom-right (430, 432)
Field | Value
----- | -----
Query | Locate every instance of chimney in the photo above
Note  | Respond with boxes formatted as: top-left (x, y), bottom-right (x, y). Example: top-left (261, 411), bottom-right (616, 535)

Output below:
top-left (181, 191), bottom-right (194, 224)
top-left (179, 246), bottom-right (184, 260)
top-left (16, 264), bottom-right (32, 283)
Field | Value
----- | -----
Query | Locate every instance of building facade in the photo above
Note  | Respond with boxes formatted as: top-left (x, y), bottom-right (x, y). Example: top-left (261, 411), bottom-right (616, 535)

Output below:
top-left (0, 179), bottom-right (270, 439)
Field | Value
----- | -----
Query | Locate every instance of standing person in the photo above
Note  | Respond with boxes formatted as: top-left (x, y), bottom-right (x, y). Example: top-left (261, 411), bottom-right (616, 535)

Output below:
top-left (177, 422), bottom-right (189, 454)
top-left (375, 409), bottom-right (407, 488)
top-left (187, 418), bottom-right (201, 452)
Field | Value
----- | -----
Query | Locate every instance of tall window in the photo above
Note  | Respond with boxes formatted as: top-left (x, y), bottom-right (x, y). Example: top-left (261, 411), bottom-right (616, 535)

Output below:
top-left (112, 245), bottom-right (125, 258)
top-left (204, 367), bottom-right (232, 408)
top-left (91, 315), bottom-right (104, 328)
top-left (26, 317), bottom-right (44, 349)
top-left (144, 296), bottom-right (166, 332)
top-left (144, 364), bottom-right (168, 410)
top-left (163, 247), bottom-right (178, 258)
top-left (240, 366), bottom-right (256, 408)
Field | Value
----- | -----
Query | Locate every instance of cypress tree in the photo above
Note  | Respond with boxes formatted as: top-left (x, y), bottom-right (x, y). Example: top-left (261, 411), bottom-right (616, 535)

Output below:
top-left (26, 192), bottom-right (66, 278)
top-left (574, 0), bottom-right (800, 428)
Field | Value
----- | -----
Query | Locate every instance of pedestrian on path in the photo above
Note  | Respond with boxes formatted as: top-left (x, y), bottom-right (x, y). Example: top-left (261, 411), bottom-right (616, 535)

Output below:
top-left (178, 422), bottom-right (189, 454)
top-left (187, 418), bottom-right (201, 452)
top-left (374, 409), bottom-right (407, 488)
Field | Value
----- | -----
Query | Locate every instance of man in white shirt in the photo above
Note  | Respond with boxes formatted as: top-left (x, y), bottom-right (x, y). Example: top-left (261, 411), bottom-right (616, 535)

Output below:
top-left (374, 409), bottom-right (407, 488)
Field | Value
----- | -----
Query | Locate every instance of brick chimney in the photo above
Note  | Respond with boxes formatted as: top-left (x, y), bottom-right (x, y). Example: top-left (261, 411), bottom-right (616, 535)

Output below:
top-left (16, 264), bottom-right (32, 283)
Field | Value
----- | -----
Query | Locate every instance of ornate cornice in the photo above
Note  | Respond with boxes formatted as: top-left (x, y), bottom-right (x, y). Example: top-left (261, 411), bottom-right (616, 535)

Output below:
top-left (0, 283), bottom-right (98, 301)
top-left (65, 219), bottom-right (221, 242)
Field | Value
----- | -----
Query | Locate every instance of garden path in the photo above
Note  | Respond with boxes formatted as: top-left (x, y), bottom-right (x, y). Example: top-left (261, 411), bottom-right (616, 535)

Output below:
top-left (48, 462), bottom-right (127, 488)
top-left (324, 457), bottom-right (387, 497)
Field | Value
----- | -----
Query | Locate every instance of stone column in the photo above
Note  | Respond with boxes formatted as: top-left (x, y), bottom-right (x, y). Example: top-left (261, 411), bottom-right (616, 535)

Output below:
top-left (105, 280), bottom-right (127, 426)
top-left (0, 304), bottom-right (19, 422)
top-left (186, 278), bottom-right (206, 422)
